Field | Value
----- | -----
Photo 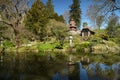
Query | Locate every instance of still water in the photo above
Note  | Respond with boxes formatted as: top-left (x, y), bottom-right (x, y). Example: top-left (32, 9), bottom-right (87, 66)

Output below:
top-left (0, 52), bottom-right (120, 80)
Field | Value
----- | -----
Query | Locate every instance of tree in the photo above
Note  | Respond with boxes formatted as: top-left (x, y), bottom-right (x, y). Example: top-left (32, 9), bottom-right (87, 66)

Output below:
top-left (86, 0), bottom-right (120, 25)
top-left (0, 23), bottom-right (7, 37)
top-left (86, 4), bottom-right (99, 22)
top-left (46, 0), bottom-right (54, 19)
top-left (83, 22), bottom-right (88, 27)
top-left (106, 14), bottom-right (119, 38)
top-left (69, 0), bottom-right (81, 29)
top-left (0, 0), bottom-right (30, 48)
top-left (46, 0), bottom-right (65, 23)
top-left (25, 0), bottom-right (48, 41)
top-left (46, 19), bottom-right (69, 47)
top-left (96, 15), bottom-right (104, 30)
top-left (86, 4), bottom-right (105, 29)
top-left (93, 0), bottom-right (120, 14)
top-left (58, 15), bottom-right (65, 23)
top-left (86, 0), bottom-right (120, 29)
top-left (63, 10), bottom-right (70, 24)
top-left (53, 13), bottom-right (65, 23)
top-left (115, 24), bottom-right (120, 45)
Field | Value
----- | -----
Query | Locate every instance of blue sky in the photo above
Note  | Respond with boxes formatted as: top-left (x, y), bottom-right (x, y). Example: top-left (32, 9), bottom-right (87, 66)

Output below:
top-left (41, 0), bottom-right (93, 29)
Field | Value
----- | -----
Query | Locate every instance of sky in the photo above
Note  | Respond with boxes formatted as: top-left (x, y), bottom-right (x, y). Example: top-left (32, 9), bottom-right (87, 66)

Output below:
top-left (41, 0), bottom-right (93, 29)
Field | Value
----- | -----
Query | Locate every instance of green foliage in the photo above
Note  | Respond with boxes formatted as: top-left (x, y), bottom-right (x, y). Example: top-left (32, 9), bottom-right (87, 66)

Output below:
top-left (54, 42), bottom-right (64, 49)
top-left (38, 43), bottom-right (56, 51)
top-left (90, 35), bottom-right (103, 44)
top-left (25, 0), bottom-right (65, 41)
top-left (109, 38), bottom-right (120, 46)
top-left (83, 22), bottom-right (88, 27)
top-left (105, 15), bottom-right (120, 45)
top-left (93, 29), bottom-right (109, 41)
top-left (76, 42), bottom-right (90, 52)
top-left (53, 13), bottom-right (65, 23)
top-left (46, 0), bottom-right (54, 19)
top-left (113, 25), bottom-right (120, 45)
top-left (0, 24), bottom-right (9, 40)
top-left (25, 0), bottom-right (48, 41)
top-left (106, 15), bottom-right (118, 38)
top-left (69, 0), bottom-right (81, 29)
top-left (51, 25), bottom-right (68, 47)
top-left (105, 41), bottom-right (116, 47)
top-left (94, 29), bottom-right (106, 34)
top-left (99, 33), bottom-right (109, 40)
top-left (46, 19), bottom-right (68, 47)
top-left (57, 15), bottom-right (65, 23)
top-left (46, 0), bottom-right (65, 22)
top-left (3, 40), bottom-right (15, 48)
top-left (0, 46), bottom-right (2, 52)
top-left (72, 35), bottom-right (82, 47)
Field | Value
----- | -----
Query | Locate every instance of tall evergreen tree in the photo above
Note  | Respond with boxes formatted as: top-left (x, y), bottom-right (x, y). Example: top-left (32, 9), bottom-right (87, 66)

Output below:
top-left (69, 0), bottom-right (81, 29)
top-left (46, 0), bottom-right (54, 19)
top-left (46, 0), bottom-right (65, 23)
top-left (59, 15), bottom-right (65, 23)
top-left (53, 13), bottom-right (64, 23)
top-left (25, 0), bottom-right (48, 41)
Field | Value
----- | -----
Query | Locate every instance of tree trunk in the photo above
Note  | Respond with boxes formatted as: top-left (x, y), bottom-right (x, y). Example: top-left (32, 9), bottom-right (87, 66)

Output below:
top-left (12, 24), bottom-right (20, 48)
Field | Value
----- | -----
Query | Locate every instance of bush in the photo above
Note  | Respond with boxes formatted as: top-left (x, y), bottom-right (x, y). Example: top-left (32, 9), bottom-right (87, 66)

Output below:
top-left (3, 40), bottom-right (15, 48)
top-left (105, 41), bottom-right (116, 47)
top-left (76, 42), bottom-right (91, 52)
top-left (90, 37), bottom-right (103, 44)
top-left (38, 43), bottom-right (56, 51)
top-left (99, 33), bottom-right (109, 40)
top-left (109, 38), bottom-right (119, 43)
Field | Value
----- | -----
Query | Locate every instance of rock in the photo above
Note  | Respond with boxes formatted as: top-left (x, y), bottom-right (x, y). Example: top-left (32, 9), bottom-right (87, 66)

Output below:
top-left (92, 44), bottom-right (120, 54)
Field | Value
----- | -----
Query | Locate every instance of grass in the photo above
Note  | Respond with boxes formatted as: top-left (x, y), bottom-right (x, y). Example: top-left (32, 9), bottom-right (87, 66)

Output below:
top-left (38, 42), bottom-right (56, 51)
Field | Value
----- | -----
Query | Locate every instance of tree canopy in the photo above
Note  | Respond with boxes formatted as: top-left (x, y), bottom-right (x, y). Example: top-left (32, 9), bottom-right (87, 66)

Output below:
top-left (69, 0), bottom-right (81, 29)
top-left (106, 14), bottom-right (119, 38)
top-left (0, 0), bottom-right (30, 47)
top-left (25, 0), bottom-right (65, 41)
top-left (86, 0), bottom-right (120, 28)
top-left (46, 0), bottom-right (54, 19)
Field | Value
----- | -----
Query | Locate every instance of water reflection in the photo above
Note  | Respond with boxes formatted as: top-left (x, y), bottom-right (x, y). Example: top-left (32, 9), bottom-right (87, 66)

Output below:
top-left (87, 62), bottom-right (120, 80)
top-left (0, 53), bottom-right (120, 80)
top-left (79, 63), bottom-right (88, 80)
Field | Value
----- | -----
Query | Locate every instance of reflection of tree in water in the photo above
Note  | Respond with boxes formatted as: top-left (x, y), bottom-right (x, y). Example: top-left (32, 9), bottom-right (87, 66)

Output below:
top-left (86, 63), bottom-right (118, 80)
top-left (68, 63), bottom-right (80, 80)
top-left (0, 52), bottom-right (120, 80)
top-left (24, 53), bottom-right (68, 80)
top-left (0, 52), bottom-right (26, 80)
top-left (0, 53), bottom-right (68, 80)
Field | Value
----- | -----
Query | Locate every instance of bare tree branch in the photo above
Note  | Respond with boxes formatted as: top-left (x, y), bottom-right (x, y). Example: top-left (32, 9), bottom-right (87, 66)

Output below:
top-left (0, 20), bottom-right (12, 27)
top-left (0, 0), bottom-right (30, 47)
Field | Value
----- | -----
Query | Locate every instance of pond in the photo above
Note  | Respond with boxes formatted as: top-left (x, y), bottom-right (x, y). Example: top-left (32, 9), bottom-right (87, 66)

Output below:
top-left (0, 52), bottom-right (120, 80)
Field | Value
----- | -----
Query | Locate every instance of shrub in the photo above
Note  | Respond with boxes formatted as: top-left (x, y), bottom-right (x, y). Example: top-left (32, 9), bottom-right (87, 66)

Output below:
top-left (38, 42), bottom-right (56, 51)
top-left (99, 33), bottom-right (109, 40)
top-left (3, 40), bottom-right (15, 48)
top-left (76, 42), bottom-right (91, 52)
top-left (90, 37), bottom-right (103, 44)
top-left (105, 41), bottom-right (116, 47)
